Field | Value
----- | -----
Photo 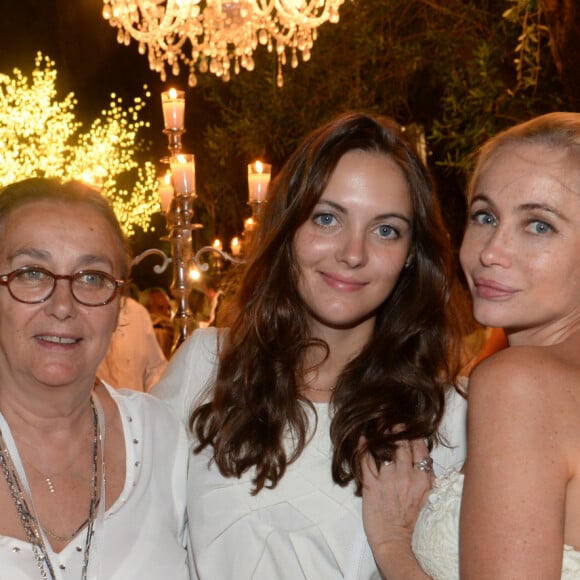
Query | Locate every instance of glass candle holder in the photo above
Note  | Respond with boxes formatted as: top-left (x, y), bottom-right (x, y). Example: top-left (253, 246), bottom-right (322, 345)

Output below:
top-left (161, 88), bottom-right (185, 130)
top-left (158, 172), bottom-right (174, 212)
top-left (230, 236), bottom-right (242, 256)
top-left (170, 154), bottom-right (196, 194)
top-left (247, 160), bottom-right (271, 203)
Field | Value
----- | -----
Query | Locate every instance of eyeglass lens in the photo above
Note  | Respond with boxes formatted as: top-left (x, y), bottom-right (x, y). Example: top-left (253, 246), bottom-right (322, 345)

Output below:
top-left (6, 268), bottom-right (119, 306)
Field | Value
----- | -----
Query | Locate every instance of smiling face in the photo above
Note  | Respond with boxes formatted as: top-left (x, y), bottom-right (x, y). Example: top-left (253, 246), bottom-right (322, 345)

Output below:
top-left (459, 142), bottom-right (580, 344)
top-left (292, 150), bottom-right (413, 341)
top-left (0, 200), bottom-right (124, 390)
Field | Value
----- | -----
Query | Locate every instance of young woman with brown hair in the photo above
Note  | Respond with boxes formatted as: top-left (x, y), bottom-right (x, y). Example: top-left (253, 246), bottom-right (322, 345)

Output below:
top-left (154, 112), bottom-right (468, 579)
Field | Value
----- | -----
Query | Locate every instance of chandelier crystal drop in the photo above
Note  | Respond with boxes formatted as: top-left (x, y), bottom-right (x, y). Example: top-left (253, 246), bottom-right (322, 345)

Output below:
top-left (102, 0), bottom-right (346, 87)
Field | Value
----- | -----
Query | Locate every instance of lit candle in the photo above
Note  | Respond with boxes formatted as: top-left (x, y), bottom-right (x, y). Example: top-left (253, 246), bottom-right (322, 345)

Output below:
top-left (230, 237), bottom-right (241, 256)
top-left (189, 267), bottom-right (201, 281)
top-left (213, 239), bottom-right (223, 252)
top-left (244, 217), bottom-right (256, 232)
top-left (158, 172), bottom-right (174, 212)
top-left (248, 160), bottom-right (271, 202)
top-left (161, 88), bottom-right (185, 130)
top-left (170, 154), bottom-right (196, 194)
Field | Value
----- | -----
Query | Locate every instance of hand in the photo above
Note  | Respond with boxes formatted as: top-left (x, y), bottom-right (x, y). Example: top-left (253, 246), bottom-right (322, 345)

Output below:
top-left (361, 439), bottom-right (434, 577)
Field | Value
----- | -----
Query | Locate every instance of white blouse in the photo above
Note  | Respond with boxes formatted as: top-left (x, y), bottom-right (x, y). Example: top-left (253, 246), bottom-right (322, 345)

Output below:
top-left (0, 384), bottom-right (191, 580)
top-left (153, 328), bottom-right (467, 580)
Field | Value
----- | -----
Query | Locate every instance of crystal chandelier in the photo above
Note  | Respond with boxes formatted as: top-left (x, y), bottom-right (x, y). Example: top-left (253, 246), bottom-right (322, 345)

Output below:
top-left (101, 0), bottom-right (346, 87)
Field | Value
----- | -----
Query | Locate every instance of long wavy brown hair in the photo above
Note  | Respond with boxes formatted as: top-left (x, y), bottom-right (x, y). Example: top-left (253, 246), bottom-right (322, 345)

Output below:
top-left (190, 112), bottom-right (463, 494)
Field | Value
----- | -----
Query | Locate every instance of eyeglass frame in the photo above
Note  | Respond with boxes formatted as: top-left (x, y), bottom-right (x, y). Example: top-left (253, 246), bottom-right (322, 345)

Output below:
top-left (0, 266), bottom-right (126, 307)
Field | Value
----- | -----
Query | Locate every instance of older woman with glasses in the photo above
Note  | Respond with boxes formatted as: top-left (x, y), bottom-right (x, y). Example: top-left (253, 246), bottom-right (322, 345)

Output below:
top-left (0, 178), bottom-right (190, 580)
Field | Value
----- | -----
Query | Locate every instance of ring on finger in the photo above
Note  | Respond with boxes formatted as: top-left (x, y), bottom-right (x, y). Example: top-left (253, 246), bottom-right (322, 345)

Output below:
top-left (413, 457), bottom-right (433, 473)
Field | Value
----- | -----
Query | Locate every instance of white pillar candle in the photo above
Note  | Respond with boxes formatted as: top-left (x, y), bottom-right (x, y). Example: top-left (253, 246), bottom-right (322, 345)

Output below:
top-left (230, 237), bottom-right (241, 256)
top-left (161, 88), bottom-right (185, 130)
top-left (244, 217), bottom-right (256, 233)
top-left (158, 172), bottom-right (174, 212)
top-left (248, 160), bottom-right (271, 202)
top-left (170, 154), bottom-right (196, 194)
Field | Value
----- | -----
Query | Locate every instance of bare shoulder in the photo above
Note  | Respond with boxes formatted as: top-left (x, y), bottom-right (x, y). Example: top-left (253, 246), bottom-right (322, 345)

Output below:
top-left (470, 342), bottom-right (578, 402)
top-left (463, 336), bottom-right (580, 554)
top-left (468, 341), bottom-right (580, 444)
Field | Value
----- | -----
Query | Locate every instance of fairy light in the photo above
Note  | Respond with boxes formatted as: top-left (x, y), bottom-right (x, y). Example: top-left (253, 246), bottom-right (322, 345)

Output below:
top-left (0, 53), bottom-right (159, 236)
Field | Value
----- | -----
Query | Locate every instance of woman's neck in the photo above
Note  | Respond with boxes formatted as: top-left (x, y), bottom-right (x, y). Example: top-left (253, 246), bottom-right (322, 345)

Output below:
top-left (506, 317), bottom-right (580, 348)
top-left (301, 322), bottom-right (373, 402)
top-left (0, 379), bottom-right (95, 437)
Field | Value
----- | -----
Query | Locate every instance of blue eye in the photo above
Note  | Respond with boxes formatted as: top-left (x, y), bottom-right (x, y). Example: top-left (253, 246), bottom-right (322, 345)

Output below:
top-left (375, 224), bottom-right (398, 239)
top-left (74, 271), bottom-right (115, 290)
top-left (312, 213), bottom-right (337, 227)
top-left (18, 268), bottom-right (50, 283)
top-left (529, 220), bottom-right (554, 235)
top-left (471, 210), bottom-right (496, 226)
top-left (77, 272), bottom-right (105, 287)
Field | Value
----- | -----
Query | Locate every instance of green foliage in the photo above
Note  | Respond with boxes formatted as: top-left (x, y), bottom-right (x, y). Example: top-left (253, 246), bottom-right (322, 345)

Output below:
top-left (431, 0), bottom-right (562, 176)
top-left (169, 0), bottom-right (563, 244)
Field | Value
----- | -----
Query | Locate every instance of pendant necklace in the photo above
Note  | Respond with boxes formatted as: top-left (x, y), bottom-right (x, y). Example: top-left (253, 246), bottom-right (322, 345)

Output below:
top-left (304, 384), bottom-right (335, 392)
top-left (21, 440), bottom-right (86, 495)
top-left (0, 392), bottom-right (106, 580)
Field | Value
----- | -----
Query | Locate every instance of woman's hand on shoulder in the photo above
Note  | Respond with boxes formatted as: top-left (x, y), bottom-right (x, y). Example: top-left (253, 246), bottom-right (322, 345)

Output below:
top-left (361, 438), bottom-right (433, 580)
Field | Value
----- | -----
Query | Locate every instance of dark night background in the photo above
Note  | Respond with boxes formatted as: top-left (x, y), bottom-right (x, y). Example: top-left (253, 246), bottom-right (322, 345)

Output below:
top-left (0, 0), bottom-right (163, 129)
top-left (0, 0), bottom-right (199, 289)
top-left (1, 0), bottom-right (577, 291)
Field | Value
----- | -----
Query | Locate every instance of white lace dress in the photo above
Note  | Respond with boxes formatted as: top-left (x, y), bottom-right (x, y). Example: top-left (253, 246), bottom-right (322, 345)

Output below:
top-left (412, 470), bottom-right (580, 579)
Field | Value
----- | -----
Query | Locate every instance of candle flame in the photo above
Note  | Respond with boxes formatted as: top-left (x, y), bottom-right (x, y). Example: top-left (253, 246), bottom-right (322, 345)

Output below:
top-left (168, 87), bottom-right (178, 99)
top-left (231, 237), bottom-right (240, 247)
top-left (255, 160), bottom-right (263, 173)
top-left (163, 171), bottom-right (172, 185)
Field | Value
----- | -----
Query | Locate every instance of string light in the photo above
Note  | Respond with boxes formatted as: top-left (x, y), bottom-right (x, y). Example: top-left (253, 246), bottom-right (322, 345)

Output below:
top-left (0, 53), bottom-right (159, 236)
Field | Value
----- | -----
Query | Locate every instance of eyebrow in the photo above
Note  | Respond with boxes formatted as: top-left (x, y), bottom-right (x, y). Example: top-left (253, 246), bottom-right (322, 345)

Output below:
top-left (8, 247), bottom-right (115, 270)
top-left (316, 199), bottom-right (412, 225)
top-left (471, 194), bottom-right (567, 221)
top-left (517, 202), bottom-right (567, 220)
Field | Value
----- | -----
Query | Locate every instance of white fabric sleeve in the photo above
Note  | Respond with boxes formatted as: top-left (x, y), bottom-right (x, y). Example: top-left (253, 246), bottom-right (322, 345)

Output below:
top-left (431, 384), bottom-right (468, 475)
top-left (150, 327), bottom-right (221, 425)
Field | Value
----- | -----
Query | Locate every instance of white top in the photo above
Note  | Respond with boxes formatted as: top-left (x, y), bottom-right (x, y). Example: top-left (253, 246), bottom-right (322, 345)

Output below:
top-left (413, 470), bottom-right (580, 579)
top-left (98, 298), bottom-right (168, 392)
top-left (0, 384), bottom-right (191, 580)
top-left (153, 328), bottom-right (468, 580)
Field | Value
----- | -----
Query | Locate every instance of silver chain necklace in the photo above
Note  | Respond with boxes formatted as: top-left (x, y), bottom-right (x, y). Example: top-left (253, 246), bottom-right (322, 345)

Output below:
top-left (0, 396), bottom-right (100, 580)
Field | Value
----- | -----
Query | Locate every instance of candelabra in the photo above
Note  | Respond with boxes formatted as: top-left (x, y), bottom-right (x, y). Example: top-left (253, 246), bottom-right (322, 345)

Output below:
top-left (133, 89), bottom-right (241, 351)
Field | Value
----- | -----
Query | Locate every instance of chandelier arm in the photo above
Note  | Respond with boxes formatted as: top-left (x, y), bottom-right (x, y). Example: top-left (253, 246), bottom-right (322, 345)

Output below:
top-left (193, 246), bottom-right (245, 272)
top-left (105, 0), bottom-right (202, 45)
top-left (254, 0), bottom-right (342, 27)
top-left (130, 248), bottom-right (172, 274)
